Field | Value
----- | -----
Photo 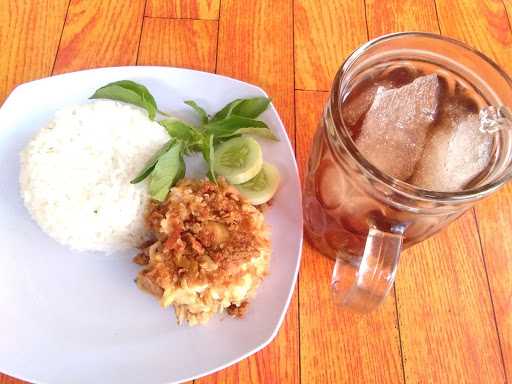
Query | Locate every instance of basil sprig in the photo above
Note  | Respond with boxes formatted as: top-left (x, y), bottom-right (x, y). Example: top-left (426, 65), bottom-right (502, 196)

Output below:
top-left (130, 140), bottom-right (173, 184)
top-left (148, 141), bottom-right (184, 201)
top-left (91, 80), bottom-right (278, 201)
top-left (184, 100), bottom-right (209, 125)
top-left (210, 97), bottom-right (271, 122)
top-left (204, 115), bottom-right (277, 140)
top-left (90, 80), bottom-right (164, 119)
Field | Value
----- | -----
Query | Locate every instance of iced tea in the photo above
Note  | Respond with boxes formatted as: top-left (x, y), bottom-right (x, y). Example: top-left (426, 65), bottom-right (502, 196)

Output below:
top-left (304, 62), bottom-right (505, 259)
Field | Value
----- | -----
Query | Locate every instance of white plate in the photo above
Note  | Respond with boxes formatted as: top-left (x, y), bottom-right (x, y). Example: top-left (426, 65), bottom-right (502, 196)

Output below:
top-left (0, 67), bottom-right (303, 384)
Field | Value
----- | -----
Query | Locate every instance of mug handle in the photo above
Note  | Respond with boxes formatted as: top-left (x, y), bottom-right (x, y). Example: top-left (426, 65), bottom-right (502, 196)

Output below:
top-left (331, 227), bottom-right (404, 312)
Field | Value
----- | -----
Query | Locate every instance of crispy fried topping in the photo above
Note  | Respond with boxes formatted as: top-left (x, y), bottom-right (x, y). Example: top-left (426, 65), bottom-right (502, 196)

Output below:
top-left (134, 178), bottom-right (271, 325)
top-left (226, 301), bottom-right (250, 318)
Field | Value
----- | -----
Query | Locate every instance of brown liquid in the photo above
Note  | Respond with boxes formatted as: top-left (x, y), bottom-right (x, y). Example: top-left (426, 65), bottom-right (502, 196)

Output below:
top-left (303, 63), bottom-right (494, 259)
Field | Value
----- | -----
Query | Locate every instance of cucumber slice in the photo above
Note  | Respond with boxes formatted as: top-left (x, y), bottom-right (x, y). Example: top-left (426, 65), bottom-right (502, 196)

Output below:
top-left (235, 163), bottom-right (280, 205)
top-left (214, 136), bottom-right (263, 184)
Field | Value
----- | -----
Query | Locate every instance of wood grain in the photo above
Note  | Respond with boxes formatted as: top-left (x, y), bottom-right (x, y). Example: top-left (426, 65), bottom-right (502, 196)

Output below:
top-left (505, 0), bottom-right (512, 24)
top-left (145, 0), bottom-right (220, 20)
top-left (365, 0), bottom-right (439, 38)
top-left (197, 1), bottom-right (298, 383)
top-left (436, 0), bottom-right (512, 69)
top-left (435, 0), bottom-right (512, 379)
top-left (53, 0), bottom-right (145, 74)
top-left (397, 215), bottom-right (506, 383)
top-left (475, 186), bottom-right (512, 381)
top-left (295, 90), bottom-right (404, 384)
top-left (138, 18), bottom-right (217, 71)
top-left (294, 0), bottom-right (367, 91)
top-left (0, 0), bottom-right (69, 103)
top-left (0, 374), bottom-right (25, 384)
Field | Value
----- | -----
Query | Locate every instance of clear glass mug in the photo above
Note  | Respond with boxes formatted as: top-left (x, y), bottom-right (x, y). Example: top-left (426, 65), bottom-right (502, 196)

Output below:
top-left (303, 32), bottom-right (512, 312)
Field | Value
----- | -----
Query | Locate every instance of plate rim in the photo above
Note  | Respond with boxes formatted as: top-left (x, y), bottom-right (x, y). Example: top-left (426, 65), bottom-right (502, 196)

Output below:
top-left (0, 66), bottom-right (303, 384)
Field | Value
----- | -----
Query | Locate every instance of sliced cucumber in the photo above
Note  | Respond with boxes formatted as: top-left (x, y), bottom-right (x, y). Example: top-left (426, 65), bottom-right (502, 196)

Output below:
top-left (235, 162), bottom-right (280, 205)
top-left (214, 136), bottom-right (263, 184)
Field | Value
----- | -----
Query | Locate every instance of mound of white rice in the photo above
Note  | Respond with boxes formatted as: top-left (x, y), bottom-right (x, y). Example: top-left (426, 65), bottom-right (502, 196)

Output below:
top-left (19, 100), bottom-right (169, 252)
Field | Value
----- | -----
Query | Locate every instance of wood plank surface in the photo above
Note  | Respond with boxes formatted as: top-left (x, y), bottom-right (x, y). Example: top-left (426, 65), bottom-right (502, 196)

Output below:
top-left (397, 215), bottom-right (506, 383)
top-left (196, 1), bottom-right (299, 383)
top-left (475, 185), bottom-right (512, 381)
top-left (294, 0), bottom-right (367, 91)
top-left (145, 0), bottom-right (220, 20)
top-left (436, 0), bottom-right (512, 65)
top-left (0, 375), bottom-right (24, 384)
top-left (505, 0), bottom-right (512, 22)
top-left (0, 0), bottom-right (69, 102)
top-left (295, 90), bottom-right (404, 384)
top-left (435, 0), bottom-right (512, 379)
top-left (2, 1), bottom-right (512, 384)
top-left (365, 0), bottom-right (439, 36)
top-left (53, 0), bottom-right (145, 74)
top-left (138, 18), bottom-right (218, 71)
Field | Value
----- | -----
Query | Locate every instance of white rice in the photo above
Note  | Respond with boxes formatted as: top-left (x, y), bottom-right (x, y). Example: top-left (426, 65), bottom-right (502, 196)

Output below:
top-left (19, 100), bottom-right (169, 252)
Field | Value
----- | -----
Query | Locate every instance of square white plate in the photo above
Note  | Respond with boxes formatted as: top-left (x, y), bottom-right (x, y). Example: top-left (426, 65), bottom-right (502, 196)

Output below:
top-left (0, 66), bottom-right (303, 384)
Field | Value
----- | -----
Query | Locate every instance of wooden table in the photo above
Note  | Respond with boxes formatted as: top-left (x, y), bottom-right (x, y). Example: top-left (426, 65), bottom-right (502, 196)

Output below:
top-left (1, 1), bottom-right (511, 383)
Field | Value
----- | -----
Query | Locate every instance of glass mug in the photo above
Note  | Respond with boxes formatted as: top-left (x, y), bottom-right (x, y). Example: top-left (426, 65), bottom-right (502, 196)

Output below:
top-left (303, 32), bottom-right (512, 312)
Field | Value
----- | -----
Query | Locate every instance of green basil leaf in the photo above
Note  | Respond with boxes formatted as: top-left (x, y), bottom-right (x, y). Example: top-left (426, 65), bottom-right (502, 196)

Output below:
top-left (130, 140), bottom-right (174, 184)
top-left (204, 115), bottom-right (268, 138)
top-left (184, 138), bottom-right (204, 154)
top-left (90, 80), bottom-right (158, 119)
top-left (207, 134), bottom-right (216, 181)
top-left (211, 97), bottom-right (271, 121)
top-left (158, 109), bottom-right (172, 117)
top-left (149, 142), bottom-right (184, 201)
top-left (184, 100), bottom-right (208, 125)
top-left (218, 127), bottom-right (279, 141)
top-left (176, 156), bottom-right (186, 181)
top-left (201, 134), bottom-right (216, 181)
top-left (210, 99), bottom-right (242, 122)
top-left (159, 118), bottom-right (198, 141)
top-left (232, 97), bottom-right (271, 118)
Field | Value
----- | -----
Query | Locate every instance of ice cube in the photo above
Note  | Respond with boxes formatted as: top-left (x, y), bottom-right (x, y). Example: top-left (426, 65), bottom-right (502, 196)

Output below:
top-left (411, 112), bottom-right (493, 191)
top-left (355, 74), bottom-right (440, 180)
top-left (342, 67), bottom-right (418, 128)
top-left (342, 82), bottom-right (391, 127)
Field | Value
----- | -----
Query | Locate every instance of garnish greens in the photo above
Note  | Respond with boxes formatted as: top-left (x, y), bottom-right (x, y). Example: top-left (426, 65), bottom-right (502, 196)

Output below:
top-left (90, 80), bottom-right (278, 201)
